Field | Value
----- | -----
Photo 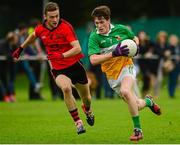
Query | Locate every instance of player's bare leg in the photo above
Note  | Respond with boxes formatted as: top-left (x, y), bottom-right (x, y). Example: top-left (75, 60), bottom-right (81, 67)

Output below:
top-left (137, 95), bottom-right (161, 115)
top-left (75, 83), bottom-right (95, 126)
top-left (120, 76), bottom-right (143, 141)
top-left (55, 75), bottom-right (85, 134)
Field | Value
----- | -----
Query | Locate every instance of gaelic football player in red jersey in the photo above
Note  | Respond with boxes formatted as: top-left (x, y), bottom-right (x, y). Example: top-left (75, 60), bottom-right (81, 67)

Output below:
top-left (12, 2), bottom-right (94, 134)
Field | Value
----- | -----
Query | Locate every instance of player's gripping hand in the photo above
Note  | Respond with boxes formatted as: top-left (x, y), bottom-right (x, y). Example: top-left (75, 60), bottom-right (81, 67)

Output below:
top-left (112, 43), bottom-right (129, 56)
top-left (134, 46), bottom-right (140, 56)
top-left (47, 52), bottom-right (64, 61)
top-left (12, 46), bottom-right (23, 59)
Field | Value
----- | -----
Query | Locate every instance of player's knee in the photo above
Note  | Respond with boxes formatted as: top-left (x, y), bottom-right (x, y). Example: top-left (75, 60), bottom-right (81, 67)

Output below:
top-left (120, 88), bottom-right (131, 100)
top-left (61, 86), bottom-right (72, 94)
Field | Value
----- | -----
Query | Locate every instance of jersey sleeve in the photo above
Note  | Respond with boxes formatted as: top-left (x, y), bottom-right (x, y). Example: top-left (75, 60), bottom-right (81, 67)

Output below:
top-left (64, 23), bottom-right (77, 43)
top-left (88, 33), bottom-right (100, 56)
top-left (34, 25), bottom-right (41, 37)
top-left (121, 25), bottom-right (135, 39)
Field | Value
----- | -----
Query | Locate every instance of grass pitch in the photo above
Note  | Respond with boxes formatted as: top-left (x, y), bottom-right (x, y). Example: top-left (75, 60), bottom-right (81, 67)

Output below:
top-left (0, 74), bottom-right (180, 144)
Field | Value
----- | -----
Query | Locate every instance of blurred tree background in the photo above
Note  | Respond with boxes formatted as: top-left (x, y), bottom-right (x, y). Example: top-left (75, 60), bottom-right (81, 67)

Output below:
top-left (1, 0), bottom-right (180, 38)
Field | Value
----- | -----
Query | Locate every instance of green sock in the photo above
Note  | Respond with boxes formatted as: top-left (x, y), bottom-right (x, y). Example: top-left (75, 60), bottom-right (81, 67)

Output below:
top-left (145, 97), bottom-right (152, 107)
top-left (132, 116), bottom-right (141, 129)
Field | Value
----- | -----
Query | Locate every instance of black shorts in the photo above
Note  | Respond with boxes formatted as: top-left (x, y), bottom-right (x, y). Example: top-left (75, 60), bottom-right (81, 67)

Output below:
top-left (51, 61), bottom-right (88, 85)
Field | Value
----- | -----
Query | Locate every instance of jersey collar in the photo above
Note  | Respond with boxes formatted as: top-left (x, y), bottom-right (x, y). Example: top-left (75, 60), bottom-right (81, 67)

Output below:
top-left (96, 24), bottom-right (114, 36)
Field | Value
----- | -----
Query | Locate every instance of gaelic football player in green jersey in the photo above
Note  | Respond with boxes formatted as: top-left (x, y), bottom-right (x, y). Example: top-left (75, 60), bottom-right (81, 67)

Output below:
top-left (88, 5), bottom-right (161, 141)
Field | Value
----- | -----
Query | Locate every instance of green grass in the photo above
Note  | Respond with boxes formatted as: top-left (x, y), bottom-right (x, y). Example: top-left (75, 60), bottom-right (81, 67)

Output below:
top-left (0, 73), bottom-right (180, 144)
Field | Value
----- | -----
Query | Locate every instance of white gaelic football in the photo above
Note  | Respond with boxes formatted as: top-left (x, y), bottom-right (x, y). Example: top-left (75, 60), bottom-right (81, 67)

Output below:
top-left (121, 39), bottom-right (138, 57)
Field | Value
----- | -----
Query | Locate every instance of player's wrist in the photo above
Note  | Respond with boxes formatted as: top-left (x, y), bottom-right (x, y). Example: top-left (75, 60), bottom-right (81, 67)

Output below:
top-left (61, 53), bottom-right (64, 58)
top-left (17, 46), bottom-right (24, 55)
top-left (112, 49), bottom-right (121, 57)
top-left (112, 50), bottom-right (117, 57)
top-left (19, 46), bottom-right (24, 49)
top-left (18, 46), bottom-right (24, 53)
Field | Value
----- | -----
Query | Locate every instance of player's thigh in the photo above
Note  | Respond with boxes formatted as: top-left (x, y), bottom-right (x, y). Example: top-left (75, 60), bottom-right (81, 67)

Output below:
top-left (121, 76), bottom-right (135, 91)
top-left (55, 74), bottom-right (72, 90)
top-left (75, 83), bottom-right (91, 98)
top-left (110, 65), bottom-right (136, 94)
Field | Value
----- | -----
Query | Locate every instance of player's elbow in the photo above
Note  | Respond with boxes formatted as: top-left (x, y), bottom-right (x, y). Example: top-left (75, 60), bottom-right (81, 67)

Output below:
top-left (90, 55), bottom-right (98, 66)
top-left (90, 59), bottom-right (97, 66)
top-left (76, 47), bottom-right (82, 54)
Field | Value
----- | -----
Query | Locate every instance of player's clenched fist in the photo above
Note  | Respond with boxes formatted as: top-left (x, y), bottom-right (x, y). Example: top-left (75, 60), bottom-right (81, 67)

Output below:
top-left (12, 46), bottom-right (23, 59)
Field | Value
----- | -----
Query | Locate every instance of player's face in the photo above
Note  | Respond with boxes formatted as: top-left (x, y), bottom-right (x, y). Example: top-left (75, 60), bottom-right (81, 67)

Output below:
top-left (94, 17), bottom-right (110, 34)
top-left (45, 10), bottom-right (60, 29)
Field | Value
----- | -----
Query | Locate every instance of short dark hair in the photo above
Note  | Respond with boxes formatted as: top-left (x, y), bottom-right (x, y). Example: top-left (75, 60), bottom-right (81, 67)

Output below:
top-left (44, 2), bottom-right (59, 15)
top-left (91, 5), bottom-right (111, 20)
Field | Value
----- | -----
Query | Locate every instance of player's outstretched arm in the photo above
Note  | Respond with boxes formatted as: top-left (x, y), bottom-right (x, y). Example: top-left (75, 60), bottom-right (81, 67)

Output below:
top-left (12, 32), bottom-right (37, 60)
top-left (21, 32), bottom-right (37, 49)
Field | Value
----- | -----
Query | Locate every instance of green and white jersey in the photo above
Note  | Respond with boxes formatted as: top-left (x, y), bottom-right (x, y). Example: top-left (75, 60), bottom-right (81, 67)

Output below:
top-left (88, 24), bottom-right (135, 80)
top-left (88, 24), bottom-right (134, 55)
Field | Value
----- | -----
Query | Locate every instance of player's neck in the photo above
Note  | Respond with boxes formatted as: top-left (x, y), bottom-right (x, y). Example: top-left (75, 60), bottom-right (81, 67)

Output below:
top-left (46, 24), bottom-right (54, 30)
top-left (45, 22), bottom-right (55, 30)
